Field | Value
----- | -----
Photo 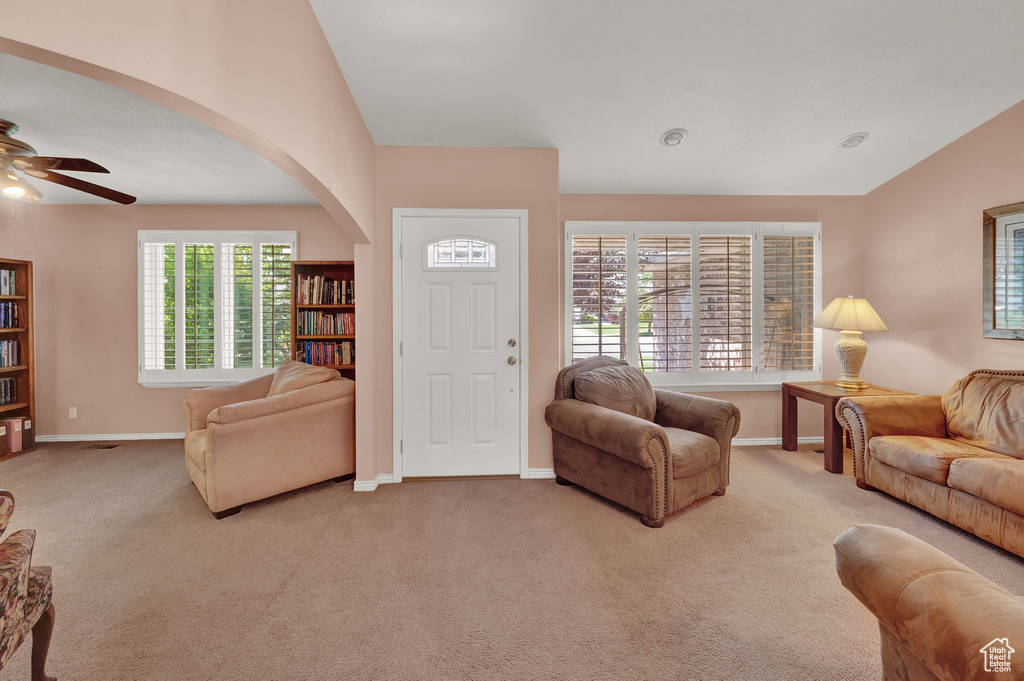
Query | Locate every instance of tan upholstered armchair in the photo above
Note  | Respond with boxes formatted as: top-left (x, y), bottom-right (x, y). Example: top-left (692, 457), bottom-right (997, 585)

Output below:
top-left (0, 491), bottom-right (55, 681)
top-left (183, 360), bottom-right (356, 519)
top-left (835, 524), bottom-right (1024, 681)
top-left (545, 356), bottom-right (740, 528)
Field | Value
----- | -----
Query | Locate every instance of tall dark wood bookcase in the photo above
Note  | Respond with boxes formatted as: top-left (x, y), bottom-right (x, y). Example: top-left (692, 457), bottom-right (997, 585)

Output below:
top-left (290, 261), bottom-right (355, 380)
top-left (0, 258), bottom-right (35, 458)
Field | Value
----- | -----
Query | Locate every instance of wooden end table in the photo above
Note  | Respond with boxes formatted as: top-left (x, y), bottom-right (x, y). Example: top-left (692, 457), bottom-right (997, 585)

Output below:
top-left (781, 382), bottom-right (912, 474)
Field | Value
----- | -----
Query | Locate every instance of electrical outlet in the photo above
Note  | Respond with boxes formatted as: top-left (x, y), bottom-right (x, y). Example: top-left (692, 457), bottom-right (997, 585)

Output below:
top-left (68, 407), bottom-right (77, 419)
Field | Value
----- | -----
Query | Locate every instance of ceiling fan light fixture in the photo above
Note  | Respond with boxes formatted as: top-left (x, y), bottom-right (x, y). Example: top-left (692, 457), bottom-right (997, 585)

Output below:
top-left (1, 171), bottom-right (26, 198)
top-left (660, 128), bottom-right (689, 147)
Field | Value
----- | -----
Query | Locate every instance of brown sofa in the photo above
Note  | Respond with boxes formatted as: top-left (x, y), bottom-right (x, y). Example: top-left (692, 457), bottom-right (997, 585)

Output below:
top-left (544, 356), bottom-right (740, 528)
top-left (837, 369), bottom-right (1024, 558)
top-left (835, 524), bottom-right (1024, 681)
top-left (183, 360), bottom-right (356, 518)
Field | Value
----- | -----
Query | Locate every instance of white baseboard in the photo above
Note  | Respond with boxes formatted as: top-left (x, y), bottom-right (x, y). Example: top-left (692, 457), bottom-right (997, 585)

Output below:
top-left (36, 432), bottom-right (186, 442)
top-left (733, 436), bottom-right (824, 446)
top-left (353, 473), bottom-right (396, 492)
top-left (525, 467), bottom-right (556, 479)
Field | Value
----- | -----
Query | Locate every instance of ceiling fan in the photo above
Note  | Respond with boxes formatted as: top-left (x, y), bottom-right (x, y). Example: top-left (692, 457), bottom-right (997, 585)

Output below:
top-left (0, 119), bottom-right (136, 205)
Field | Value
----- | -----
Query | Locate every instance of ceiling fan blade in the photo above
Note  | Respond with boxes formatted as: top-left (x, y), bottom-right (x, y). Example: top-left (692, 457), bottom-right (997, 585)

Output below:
top-left (30, 169), bottom-right (136, 204)
top-left (11, 156), bottom-right (110, 173)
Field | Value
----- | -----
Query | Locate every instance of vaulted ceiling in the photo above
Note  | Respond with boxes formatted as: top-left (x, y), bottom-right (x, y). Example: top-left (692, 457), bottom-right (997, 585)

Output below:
top-left (312, 0), bottom-right (1024, 195)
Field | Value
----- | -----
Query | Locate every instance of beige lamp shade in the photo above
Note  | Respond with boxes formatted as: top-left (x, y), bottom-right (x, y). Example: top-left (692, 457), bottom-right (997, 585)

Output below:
top-left (813, 296), bottom-right (889, 332)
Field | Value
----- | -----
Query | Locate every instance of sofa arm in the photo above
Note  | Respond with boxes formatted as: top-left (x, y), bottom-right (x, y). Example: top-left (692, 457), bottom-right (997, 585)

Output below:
top-left (834, 524), bottom-right (1024, 681)
top-left (545, 399), bottom-right (668, 469)
top-left (836, 395), bottom-right (944, 482)
top-left (183, 374), bottom-right (275, 432)
top-left (654, 390), bottom-right (741, 443)
top-left (208, 379), bottom-right (354, 426)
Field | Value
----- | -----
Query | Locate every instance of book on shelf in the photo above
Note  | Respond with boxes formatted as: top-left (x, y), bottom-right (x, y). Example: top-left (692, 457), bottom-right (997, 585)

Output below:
top-left (295, 274), bottom-right (355, 305)
top-left (0, 302), bottom-right (19, 328)
top-left (0, 340), bottom-right (18, 367)
top-left (300, 340), bottom-right (355, 367)
top-left (0, 269), bottom-right (15, 296)
top-left (0, 377), bottom-right (16, 405)
top-left (296, 311), bottom-right (355, 335)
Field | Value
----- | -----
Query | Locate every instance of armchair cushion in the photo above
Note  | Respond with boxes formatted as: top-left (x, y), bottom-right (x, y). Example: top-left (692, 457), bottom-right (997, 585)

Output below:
top-left (267, 360), bottom-right (340, 397)
top-left (573, 364), bottom-right (656, 421)
top-left (942, 370), bottom-right (1024, 457)
top-left (870, 435), bottom-right (1008, 485)
top-left (664, 427), bottom-right (719, 478)
top-left (210, 380), bottom-right (353, 426)
top-left (947, 458), bottom-right (1024, 517)
top-left (25, 566), bottom-right (52, 629)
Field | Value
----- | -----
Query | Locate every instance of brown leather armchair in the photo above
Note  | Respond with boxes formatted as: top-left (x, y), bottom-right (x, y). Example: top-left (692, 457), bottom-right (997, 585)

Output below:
top-left (545, 356), bottom-right (740, 527)
top-left (835, 524), bottom-right (1024, 681)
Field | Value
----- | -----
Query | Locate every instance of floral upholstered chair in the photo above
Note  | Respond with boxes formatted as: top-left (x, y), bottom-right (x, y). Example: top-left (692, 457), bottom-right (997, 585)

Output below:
top-left (0, 490), bottom-right (55, 681)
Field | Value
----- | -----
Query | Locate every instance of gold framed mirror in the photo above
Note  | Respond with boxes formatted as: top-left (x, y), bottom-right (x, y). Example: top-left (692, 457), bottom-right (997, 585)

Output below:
top-left (984, 200), bottom-right (1024, 339)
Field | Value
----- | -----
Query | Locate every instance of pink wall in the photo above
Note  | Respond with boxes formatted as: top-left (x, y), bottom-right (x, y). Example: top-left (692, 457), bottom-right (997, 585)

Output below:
top-left (368, 146), bottom-right (561, 478)
top-left (0, 0), bottom-right (376, 243)
top-left (0, 204), bottom-right (352, 437)
top-left (560, 193), bottom-right (867, 440)
top-left (863, 99), bottom-right (1024, 394)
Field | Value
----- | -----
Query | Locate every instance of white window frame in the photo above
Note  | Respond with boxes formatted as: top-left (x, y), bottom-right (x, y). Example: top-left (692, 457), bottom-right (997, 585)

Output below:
top-left (137, 230), bottom-right (297, 388)
top-left (564, 221), bottom-right (822, 392)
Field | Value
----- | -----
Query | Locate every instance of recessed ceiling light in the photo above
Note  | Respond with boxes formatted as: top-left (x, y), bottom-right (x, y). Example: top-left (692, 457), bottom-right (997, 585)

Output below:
top-left (660, 128), bottom-right (688, 147)
top-left (838, 132), bottom-right (869, 149)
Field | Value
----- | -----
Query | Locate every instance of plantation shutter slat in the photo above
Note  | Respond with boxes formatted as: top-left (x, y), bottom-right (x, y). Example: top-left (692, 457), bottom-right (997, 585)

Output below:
top-left (637, 235), bottom-right (692, 372)
top-left (261, 244), bottom-right (293, 367)
top-left (698, 235), bottom-right (752, 371)
top-left (570, 235), bottom-right (627, 362)
top-left (763, 235), bottom-right (816, 370)
top-left (142, 242), bottom-right (176, 371)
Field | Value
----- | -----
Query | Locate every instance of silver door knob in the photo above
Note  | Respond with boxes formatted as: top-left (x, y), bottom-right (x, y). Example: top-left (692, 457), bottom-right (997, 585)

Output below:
top-left (507, 356), bottom-right (517, 365)
top-left (508, 338), bottom-right (517, 347)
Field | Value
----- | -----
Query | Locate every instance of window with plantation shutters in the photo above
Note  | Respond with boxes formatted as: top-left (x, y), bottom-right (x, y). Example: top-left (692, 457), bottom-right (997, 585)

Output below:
top-left (763, 236), bottom-right (816, 371)
top-left (138, 231), bottom-right (297, 387)
top-left (569, 235), bottom-right (627, 362)
top-left (698, 235), bottom-right (752, 371)
top-left (637, 235), bottom-right (692, 372)
top-left (565, 222), bottom-right (821, 389)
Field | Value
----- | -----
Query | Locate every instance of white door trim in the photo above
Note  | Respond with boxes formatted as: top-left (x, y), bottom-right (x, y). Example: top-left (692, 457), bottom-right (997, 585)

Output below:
top-left (392, 208), bottom-right (530, 483)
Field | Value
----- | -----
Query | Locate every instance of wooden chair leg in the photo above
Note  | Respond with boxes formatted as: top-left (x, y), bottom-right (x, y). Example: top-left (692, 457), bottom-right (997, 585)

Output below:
top-left (31, 602), bottom-right (55, 681)
top-left (213, 505), bottom-right (242, 520)
top-left (856, 480), bottom-right (878, 491)
top-left (712, 488), bottom-right (726, 496)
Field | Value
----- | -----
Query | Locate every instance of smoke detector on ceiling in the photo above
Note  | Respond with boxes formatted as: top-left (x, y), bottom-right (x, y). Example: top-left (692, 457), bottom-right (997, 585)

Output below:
top-left (838, 132), bottom-right (869, 148)
top-left (660, 128), bottom-right (688, 146)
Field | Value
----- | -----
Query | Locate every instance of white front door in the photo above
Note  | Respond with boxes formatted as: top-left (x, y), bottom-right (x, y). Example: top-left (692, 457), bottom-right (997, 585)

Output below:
top-left (398, 212), bottom-right (523, 477)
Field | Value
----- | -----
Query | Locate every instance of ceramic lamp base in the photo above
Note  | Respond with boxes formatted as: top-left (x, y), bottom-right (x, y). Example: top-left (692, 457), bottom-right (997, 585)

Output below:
top-left (833, 330), bottom-right (871, 391)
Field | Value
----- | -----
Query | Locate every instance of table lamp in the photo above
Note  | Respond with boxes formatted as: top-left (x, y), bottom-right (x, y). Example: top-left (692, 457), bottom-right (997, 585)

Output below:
top-left (813, 295), bottom-right (888, 390)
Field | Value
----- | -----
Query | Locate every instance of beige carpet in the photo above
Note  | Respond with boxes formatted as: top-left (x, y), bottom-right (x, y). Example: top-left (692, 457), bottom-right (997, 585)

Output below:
top-left (0, 441), bottom-right (1022, 680)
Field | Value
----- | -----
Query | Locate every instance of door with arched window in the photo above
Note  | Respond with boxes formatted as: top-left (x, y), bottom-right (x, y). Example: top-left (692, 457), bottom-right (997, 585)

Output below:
top-left (395, 210), bottom-right (525, 478)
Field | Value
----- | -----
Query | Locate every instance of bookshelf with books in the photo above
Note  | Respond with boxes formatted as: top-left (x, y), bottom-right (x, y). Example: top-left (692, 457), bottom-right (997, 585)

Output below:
top-left (290, 261), bottom-right (355, 379)
top-left (0, 258), bottom-right (34, 457)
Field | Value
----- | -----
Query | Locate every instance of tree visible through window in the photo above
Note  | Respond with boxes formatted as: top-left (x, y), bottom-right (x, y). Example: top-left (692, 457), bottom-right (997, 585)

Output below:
top-left (567, 223), bottom-right (820, 386)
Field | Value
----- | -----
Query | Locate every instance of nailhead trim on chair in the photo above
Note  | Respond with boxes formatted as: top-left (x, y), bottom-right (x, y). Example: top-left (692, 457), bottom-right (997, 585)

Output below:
top-left (837, 402), bottom-right (869, 482)
top-left (640, 432), bottom-right (668, 521)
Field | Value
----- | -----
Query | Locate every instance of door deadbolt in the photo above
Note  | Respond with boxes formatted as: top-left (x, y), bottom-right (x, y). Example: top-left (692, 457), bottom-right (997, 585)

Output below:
top-left (507, 356), bottom-right (517, 365)
top-left (508, 338), bottom-right (517, 347)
